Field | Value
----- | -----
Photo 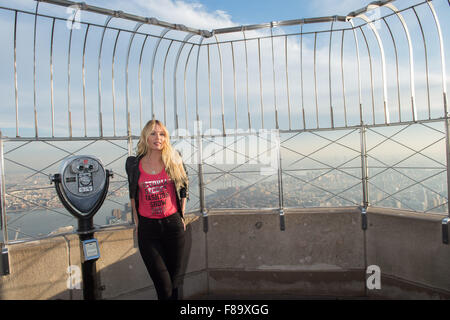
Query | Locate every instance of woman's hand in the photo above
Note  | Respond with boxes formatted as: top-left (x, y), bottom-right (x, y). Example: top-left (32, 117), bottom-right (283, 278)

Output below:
top-left (181, 215), bottom-right (186, 231)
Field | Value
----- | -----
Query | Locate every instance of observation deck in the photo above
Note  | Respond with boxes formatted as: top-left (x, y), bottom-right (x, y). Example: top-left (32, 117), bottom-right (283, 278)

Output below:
top-left (0, 0), bottom-right (449, 300)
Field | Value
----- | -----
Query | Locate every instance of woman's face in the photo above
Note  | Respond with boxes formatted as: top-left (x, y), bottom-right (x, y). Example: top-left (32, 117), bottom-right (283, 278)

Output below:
top-left (147, 124), bottom-right (166, 152)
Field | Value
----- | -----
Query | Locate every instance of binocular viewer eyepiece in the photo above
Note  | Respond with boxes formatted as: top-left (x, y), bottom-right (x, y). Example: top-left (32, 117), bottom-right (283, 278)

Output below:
top-left (50, 155), bottom-right (113, 225)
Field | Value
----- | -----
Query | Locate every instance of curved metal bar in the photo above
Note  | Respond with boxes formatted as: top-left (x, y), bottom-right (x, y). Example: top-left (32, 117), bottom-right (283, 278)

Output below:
top-left (151, 28), bottom-right (171, 120)
top-left (348, 20), bottom-right (362, 125)
top-left (358, 26), bottom-right (375, 125)
top-left (14, 11), bottom-right (19, 137)
top-left (300, 25), bottom-right (306, 129)
top-left (97, 16), bottom-right (113, 137)
top-left (258, 38), bottom-right (264, 129)
top-left (213, 34), bottom-right (225, 135)
top-left (426, 1), bottom-right (447, 113)
top-left (382, 17), bottom-right (401, 122)
top-left (207, 44), bottom-right (212, 130)
top-left (195, 37), bottom-right (206, 126)
top-left (285, 35), bottom-right (292, 130)
top-left (341, 29), bottom-right (348, 127)
top-left (412, 7), bottom-right (430, 119)
top-left (328, 21), bottom-right (335, 129)
top-left (138, 34), bottom-right (149, 132)
top-left (33, 2), bottom-right (39, 137)
top-left (82, 24), bottom-right (91, 137)
top-left (384, 3), bottom-right (416, 121)
top-left (357, 14), bottom-right (389, 124)
top-left (111, 29), bottom-right (121, 136)
top-left (243, 29), bottom-right (251, 130)
top-left (125, 22), bottom-right (144, 137)
top-left (162, 39), bottom-right (174, 125)
top-left (313, 32), bottom-right (319, 128)
top-left (173, 33), bottom-right (195, 133)
top-left (184, 43), bottom-right (196, 131)
top-left (270, 25), bottom-right (279, 129)
top-left (49, 18), bottom-right (56, 137)
top-left (67, 6), bottom-right (80, 137)
top-left (231, 41), bottom-right (238, 131)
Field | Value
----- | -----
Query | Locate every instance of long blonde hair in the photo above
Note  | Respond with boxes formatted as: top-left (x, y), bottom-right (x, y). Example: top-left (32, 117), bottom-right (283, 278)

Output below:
top-left (136, 120), bottom-right (188, 189)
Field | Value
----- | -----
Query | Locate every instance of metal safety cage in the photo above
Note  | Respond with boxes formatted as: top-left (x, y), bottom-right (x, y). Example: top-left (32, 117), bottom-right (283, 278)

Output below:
top-left (0, 0), bottom-right (449, 243)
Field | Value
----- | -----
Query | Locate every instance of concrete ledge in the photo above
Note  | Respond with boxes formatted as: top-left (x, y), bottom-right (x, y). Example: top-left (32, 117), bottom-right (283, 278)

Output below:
top-left (366, 207), bottom-right (450, 299)
top-left (207, 269), bottom-right (366, 298)
top-left (1, 207), bottom-right (449, 300)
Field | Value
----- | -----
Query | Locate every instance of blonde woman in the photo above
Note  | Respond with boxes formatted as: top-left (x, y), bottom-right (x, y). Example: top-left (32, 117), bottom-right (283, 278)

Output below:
top-left (125, 120), bottom-right (188, 300)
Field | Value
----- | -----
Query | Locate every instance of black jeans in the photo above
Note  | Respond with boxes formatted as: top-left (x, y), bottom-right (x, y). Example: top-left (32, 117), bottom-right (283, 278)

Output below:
top-left (137, 212), bottom-right (185, 300)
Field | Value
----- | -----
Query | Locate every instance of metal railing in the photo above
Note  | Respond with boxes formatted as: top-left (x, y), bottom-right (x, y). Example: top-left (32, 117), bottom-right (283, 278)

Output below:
top-left (0, 0), bottom-right (448, 243)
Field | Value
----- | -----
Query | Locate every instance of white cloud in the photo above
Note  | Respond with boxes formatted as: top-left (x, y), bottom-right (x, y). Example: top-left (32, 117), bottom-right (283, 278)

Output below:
top-left (104, 0), bottom-right (237, 30)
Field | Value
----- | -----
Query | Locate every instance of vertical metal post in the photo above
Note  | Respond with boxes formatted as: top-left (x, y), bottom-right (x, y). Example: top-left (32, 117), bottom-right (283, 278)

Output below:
top-left (174, 34), bottom-right (195, 134)
top-left (138, 34), bottom-right (149, 133)
top-left (82, 24), bottom-right (90, 137)
top-left (258, 38), bottom-right (264, 130)
top-left (213, 35), bottom-right (225, 135)
top-left (412, 7), bottom-right (431, 120)
top-left (196, 123), bottom-right (207, 233)
top-left (126, 23), bottom-right (144, 139)
top-left (328, 21), bottom-right (335, 129)
top-left (50, 18), bottom-right (56, 137)
top-left (207, 44), bottom-right (212, 130)
top-left (163, 40), bottom-right (174, 125)
top-left (243, 30), bottom-right (251, 131)
top-left (79, 225), bottom-right (100, 300)
top-left (442, 99), bottom-right (450, 243)
top-left (285, 36), bottom-right (292, 130)
top-left (98, 16), bottom-right (113, 137)
top-left (276, 130), bottom-right (285, 231)
top-left (348, 20), bottom-right (362, 126)
top-left (111, 30), bottom-right (121, 136)
top-left (33, 3), bottom-right (39, 138)
top-left (231, 42), bottom-right (238, 131)
top-left (151, 29), bottom-right (171, 121)
top-left (194, 37), bottom-right (207, 231)
top-left (341, 30), bottom-right (348, 127)
top-left (270, 25), bottom-right (279, 129)
top-left (0, 131), bottom-right (8, 244)
top-left (358, 27), bottom-right (375, 125)
top-left (67, 8), bottom-right (78, 138)
top-left (300, 26), bottom-right (306, 130)
top-left (313, 32), bottom-right (319, 129)
top-left (360, 125), bottom-right (369, 230)
top-left (13, 11), bottom-right (19, 137)
top-left (184, 44), bottom-right (195, 132)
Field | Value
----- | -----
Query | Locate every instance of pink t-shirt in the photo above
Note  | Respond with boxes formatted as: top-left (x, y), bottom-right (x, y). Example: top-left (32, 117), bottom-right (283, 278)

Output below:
top-left (138, 161), bottom-right (179, 219)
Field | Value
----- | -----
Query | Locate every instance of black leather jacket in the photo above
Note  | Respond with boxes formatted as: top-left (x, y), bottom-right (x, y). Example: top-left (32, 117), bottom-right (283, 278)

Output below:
top-left (125, 155), bottom-right (188, 218)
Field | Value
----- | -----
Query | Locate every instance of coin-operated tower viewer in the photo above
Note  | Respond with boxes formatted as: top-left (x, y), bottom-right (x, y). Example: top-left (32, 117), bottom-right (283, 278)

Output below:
top-left (50, 155), bottom-right (113, 300)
